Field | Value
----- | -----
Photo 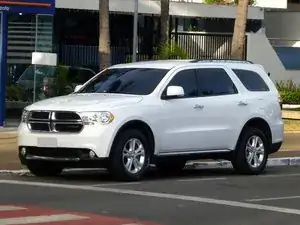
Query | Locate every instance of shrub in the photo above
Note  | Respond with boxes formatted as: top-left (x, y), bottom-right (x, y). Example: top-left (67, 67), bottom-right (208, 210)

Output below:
top-left (279, 90), bottom-right (300, 104)
top-left (276, 80), bottom-right (300, 92)
top-left (234, 0), bottom-right (255, 5)
top-left (6, 85), bottom-right (26, 101)
top-left (204, 0), bottom-right (255, 5)
top-left (157, 42), bottom-right (189, 60)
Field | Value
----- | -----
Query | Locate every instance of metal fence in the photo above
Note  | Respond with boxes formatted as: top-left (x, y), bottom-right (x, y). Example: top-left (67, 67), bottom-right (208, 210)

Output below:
top-left (57, 32), bottom-right (246, 67)
top-left (171, 31), bottom-right (247, 60)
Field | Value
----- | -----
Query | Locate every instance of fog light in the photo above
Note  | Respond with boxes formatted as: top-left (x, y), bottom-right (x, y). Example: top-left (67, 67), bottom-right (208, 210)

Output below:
top-left (20, 147), bottom-right (26, 156)
top-left (89, 150), bottom-right (96, 158)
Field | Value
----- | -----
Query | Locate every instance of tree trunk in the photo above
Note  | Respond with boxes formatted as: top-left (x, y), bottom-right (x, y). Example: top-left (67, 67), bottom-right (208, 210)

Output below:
top-left (231, 0), bottom-right (249, 60)
top-left (99, 0), bottom-right (111, 70)
top-left (160, 0), bottom-right (170, 45)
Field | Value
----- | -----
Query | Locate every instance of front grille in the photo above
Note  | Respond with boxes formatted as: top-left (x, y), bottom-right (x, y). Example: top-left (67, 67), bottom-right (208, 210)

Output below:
top-left (27, 111), bottom-right (83, 133)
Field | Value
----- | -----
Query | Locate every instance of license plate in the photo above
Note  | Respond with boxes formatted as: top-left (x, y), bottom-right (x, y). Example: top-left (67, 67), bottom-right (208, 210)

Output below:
top-left (37, 137), bottom-right (58, 147)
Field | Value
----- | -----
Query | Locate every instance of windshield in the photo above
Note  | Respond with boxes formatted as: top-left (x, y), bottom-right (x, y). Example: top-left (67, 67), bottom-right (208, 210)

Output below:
top-left (77, 68), bottom-right (169, 95)
top-left (17, 65), bottom-right (56, 83)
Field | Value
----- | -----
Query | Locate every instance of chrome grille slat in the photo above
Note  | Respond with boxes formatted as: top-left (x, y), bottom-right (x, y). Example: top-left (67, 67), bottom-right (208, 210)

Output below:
top-left (27, 111), bottom-right (83, 133)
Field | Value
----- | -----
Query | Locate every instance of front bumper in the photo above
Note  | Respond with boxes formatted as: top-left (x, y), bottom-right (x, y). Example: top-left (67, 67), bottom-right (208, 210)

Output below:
top-left (18, 146), bottom-right (109, 168)
top-left (18, 122), bottom-right (116, 165)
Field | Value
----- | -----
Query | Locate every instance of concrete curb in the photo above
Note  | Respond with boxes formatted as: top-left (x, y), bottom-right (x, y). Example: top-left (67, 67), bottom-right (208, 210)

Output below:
top-left (185, 157), bottom-right (300, 168)
top-left (1, 157), bottom-right (300, 175)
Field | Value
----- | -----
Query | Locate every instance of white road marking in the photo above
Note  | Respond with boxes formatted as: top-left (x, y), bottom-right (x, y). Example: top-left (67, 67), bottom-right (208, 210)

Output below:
top-left (246, 196), bottom-right (300, 202)
top-left (2, 179), bottom-right (300, 216)
top-left (0, 214), bottom-right (88, 224)
top-left (177, 177), bottom-right (226, 182)
top-left (0, 206), bottom-right (26, 212)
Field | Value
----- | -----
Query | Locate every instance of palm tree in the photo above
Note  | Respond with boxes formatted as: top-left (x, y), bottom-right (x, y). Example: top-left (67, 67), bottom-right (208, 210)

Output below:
top-left (99, 0), bottom-right (111, 70)
top-left (160, 0), bottom-right (170, 45)
top-left (231, 0), bottom-right (249, 60)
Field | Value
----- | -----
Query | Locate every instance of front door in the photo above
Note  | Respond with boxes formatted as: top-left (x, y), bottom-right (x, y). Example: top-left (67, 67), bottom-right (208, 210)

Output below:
top-left (157, 68), bottom-right (204, 153)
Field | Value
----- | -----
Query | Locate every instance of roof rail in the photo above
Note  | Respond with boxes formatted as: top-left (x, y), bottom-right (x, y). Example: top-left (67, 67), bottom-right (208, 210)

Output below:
top-left (190, 59), bottom-right (253, 64)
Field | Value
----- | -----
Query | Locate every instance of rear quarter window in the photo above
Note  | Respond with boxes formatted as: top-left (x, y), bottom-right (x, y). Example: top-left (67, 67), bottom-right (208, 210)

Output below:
top-left (232, 69), bottom-right (270, 92)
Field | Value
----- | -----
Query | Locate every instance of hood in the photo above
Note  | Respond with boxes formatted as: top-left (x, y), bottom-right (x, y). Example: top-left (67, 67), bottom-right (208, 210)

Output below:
top-left (26, 93), bottom-right (143, 111)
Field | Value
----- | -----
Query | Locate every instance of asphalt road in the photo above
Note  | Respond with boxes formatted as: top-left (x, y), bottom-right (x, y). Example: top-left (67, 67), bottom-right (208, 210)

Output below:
top-left (1, 167), bottom-right (300, 225)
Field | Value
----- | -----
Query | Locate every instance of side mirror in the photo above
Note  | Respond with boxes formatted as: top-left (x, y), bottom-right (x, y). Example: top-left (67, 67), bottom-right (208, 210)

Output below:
top-left (164, 85), bottom-right (184, 99)
top-left (74, 84), bottom-right (83, 92)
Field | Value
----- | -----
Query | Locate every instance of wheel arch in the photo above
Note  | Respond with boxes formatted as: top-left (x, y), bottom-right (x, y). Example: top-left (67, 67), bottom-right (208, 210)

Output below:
top-left (235, 117), bottom-right (272, 150)
top-left (109, 119), bottom-right (156, 158)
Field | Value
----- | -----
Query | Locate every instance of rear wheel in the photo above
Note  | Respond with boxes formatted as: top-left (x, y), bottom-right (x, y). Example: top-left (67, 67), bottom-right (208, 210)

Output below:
top-left (27, 162), bottom-right (63, 177)
top-left (108, 129), bottom-right (151, 181)
top-left (231, 126), bottom-right (269, 175)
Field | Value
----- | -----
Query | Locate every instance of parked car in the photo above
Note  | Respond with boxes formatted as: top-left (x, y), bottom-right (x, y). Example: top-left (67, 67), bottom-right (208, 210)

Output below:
top-left (15, 65), bottom-right (96, 100)
top-left (18, 59), bottom-right (284, 181)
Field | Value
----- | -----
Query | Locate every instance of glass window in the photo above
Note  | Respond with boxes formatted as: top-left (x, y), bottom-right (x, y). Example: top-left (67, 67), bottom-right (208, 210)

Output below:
top-left (232, 69), bottom-right (270, 92)
top-left (166, 69), bottom-right (198, 98)
top-left (75, 69), bottom-right (96, 84)
top-left (196, 68), bottom-right (238, 96)
top-left (78, 68), bottom-right (169, 95)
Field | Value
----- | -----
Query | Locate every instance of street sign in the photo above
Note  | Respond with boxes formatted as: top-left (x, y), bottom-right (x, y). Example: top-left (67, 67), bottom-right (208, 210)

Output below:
top-left (0, 0), bottom-right (55, 14)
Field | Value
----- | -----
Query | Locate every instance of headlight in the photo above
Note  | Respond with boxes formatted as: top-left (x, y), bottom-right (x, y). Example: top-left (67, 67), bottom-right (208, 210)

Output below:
top-left (79, 111), bottom-right (114, 125)
top-left (21, 110), bottom-right (29, 123)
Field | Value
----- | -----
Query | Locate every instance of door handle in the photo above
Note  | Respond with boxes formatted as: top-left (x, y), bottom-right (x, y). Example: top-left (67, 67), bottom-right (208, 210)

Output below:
top-left (238, 101), bottom-right (248, 106)
top-left (194, 104), bottom-right (204, 109)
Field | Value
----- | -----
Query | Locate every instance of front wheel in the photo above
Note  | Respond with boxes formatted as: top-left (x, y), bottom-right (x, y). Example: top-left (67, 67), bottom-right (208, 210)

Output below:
top-left (27, 162), bottom-right (63, 177)
top-left (108, 129), bottom-right (151, 181)
top-left (231, 126), bottom-right (269, 175)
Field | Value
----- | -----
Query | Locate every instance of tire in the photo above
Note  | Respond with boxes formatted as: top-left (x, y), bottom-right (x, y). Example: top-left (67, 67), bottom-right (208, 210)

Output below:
top-left (108, 129), bottom-right (151, 181)
top-left (156, 159), bottom-right (186, 173)
top-left (27, 162), bottom-right (63, 177)
top-left (231, 126), bottom-right (269, 175)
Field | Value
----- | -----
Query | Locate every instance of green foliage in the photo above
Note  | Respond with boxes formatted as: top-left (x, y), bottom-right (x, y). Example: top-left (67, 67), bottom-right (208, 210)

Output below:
top-left (279, 91), bottom-right (300, 104)
top-left (276, 80), bottom-right (300, 104)
top-left (6, 85), bottom-right (26, 101)
top-left (51, 65), bottom-right (73, 96)
top-left (204, 0), bottom-right (226, 4)
top-left (157, 42), bottom-right (189, 60)
top-left (276, 80), bottom-right (300, 92)
top-left (234, 0), bottom-right (255, 5)
top-left (204, 0), bottom-right (255, 5)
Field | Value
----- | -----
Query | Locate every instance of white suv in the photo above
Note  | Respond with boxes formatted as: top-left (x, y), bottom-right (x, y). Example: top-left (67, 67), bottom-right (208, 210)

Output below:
top-left (18, 60), bottom-right (284, 181)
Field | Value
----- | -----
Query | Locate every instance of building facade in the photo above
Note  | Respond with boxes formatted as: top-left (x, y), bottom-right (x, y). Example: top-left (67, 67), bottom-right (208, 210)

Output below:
top-left (2, 0), bottom-right (287, 126)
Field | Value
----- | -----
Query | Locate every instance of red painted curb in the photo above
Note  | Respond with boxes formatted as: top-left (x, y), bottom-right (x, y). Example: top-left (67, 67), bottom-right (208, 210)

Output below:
top-left (0, 204), bottom-right (162, 225)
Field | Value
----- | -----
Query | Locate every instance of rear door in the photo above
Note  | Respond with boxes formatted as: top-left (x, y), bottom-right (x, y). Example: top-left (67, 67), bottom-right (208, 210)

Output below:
top-left (193, 66), bottom-right (248, 150)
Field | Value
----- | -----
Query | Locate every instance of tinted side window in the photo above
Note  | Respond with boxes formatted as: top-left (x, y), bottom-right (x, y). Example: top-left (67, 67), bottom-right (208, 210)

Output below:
top-left (233, 69), bottom-right (270, 91)
top-left (166, 69), bottom-right (198, 98)
top-left (196, 68), bottom-right (238, 97)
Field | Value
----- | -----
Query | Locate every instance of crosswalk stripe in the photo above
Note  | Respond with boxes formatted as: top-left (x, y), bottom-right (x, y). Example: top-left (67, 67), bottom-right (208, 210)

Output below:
top-left (0, 206), bottom-right (26, 212)
top-left (0, 214), bottom-right (89, 224)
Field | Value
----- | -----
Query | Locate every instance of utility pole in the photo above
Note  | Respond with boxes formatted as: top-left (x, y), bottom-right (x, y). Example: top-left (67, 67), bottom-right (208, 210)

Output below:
top-left (132, 0), bottom-right (138, 62)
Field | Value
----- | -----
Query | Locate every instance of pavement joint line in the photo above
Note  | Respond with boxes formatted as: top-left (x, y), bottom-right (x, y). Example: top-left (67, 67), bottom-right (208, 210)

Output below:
top-left (246, 196), bottom-right (300, 202)
top-left (177, 177), bottom-right (227, 182)
top-left (3, 179), bottom-right (300, 216)
top-left (92, 182), bottom-right (142, 187)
